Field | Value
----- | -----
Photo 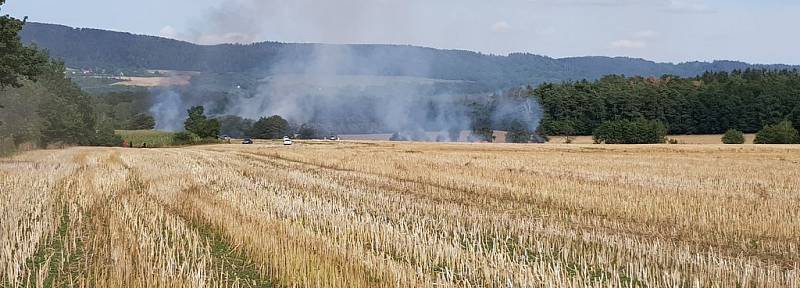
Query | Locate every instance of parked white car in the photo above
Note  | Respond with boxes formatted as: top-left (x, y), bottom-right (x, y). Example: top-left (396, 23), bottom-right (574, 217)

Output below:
top-left (283, 136), bottom-right (293, 145)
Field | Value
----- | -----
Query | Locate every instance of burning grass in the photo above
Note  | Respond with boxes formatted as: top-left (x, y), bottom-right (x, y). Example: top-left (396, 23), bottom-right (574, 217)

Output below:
top-left (1, 142), bottom-right (798, 287)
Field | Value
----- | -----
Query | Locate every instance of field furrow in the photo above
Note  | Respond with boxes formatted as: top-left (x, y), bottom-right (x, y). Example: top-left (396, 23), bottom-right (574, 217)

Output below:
top-left (2, 142), bottom-right (799, 287)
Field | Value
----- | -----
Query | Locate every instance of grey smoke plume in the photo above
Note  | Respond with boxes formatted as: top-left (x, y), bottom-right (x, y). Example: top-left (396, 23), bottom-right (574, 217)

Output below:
top-left (151, 0), bottom-right (544, 139)
top-left (150, 90), bottom-right (185, 131)
top-left (492, 90), bottom-right (543, 133)
top-left (220, 44), bottom-right (475, 136)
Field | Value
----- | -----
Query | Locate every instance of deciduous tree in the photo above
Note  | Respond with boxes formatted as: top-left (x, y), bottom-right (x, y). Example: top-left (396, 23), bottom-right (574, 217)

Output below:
top-left (184, 106), bottom-right (220, 138)
top-left (251, 115), bottom-right (289, 139)
top-left (0, 1), bottom-right (48, 88)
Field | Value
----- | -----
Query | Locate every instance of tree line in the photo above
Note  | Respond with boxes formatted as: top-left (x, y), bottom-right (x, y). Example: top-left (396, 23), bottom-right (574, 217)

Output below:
top-left (4, 0), bottom-right (800, 150)
top-left (535, 70), bottom-right (800, 137)
top-left (215, 113), bottom-right (323, 140)
top-left (1, 1), bottom-right (128, 154)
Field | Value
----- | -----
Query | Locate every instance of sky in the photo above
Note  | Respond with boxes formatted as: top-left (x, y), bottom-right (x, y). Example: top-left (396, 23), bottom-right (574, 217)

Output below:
top-left (4, 0), bottom-right (800, 65)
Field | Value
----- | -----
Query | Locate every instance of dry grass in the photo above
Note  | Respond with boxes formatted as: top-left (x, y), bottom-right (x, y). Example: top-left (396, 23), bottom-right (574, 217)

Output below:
top-left (1, 141), bottom-right (798, 287)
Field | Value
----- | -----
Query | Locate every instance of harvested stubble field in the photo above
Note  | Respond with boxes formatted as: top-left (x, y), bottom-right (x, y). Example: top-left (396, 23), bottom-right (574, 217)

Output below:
top-left (1, 141), bottom-right (798, 287)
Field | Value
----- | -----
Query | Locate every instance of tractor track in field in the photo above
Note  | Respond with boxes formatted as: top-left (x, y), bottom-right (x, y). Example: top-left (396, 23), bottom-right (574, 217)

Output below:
top-left (117, 157), bottom-right (274, 288)
top-left (229, 149), bottom-right (800, 270)
top-left (20, 153), bottom-right (94, 288)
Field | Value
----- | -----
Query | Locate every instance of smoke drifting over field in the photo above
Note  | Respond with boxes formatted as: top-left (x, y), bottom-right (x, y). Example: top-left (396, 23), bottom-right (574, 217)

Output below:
top-left (219, 44), bottom-right (478, 136)
top-left (151, 0), bottom-right (542, 139)
top-left (150, 90), bottom-right (185, 131)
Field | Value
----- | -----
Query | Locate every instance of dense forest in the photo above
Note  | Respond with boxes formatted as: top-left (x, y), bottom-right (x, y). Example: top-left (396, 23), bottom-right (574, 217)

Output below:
top-left (20, 22), bottom-right (800, 90)
top-left (535, 70), bottom-right (800, 136)
top-left (0, 2), bottom-right (123, 154)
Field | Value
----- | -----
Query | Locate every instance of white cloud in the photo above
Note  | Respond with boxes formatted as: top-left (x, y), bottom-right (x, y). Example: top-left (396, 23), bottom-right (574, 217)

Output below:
top-left (635, 30), bottom-right (658, 38)
top-left (526, 0), bottom-right (642, 7)
top-left (492, 21), bottom-right (512, 33)
top-left (611, 39), bottom-right (647, 49)
top-left (527, 0), bottom-right (715, 13)
top-left (665, 0), bottom-right (714, 13)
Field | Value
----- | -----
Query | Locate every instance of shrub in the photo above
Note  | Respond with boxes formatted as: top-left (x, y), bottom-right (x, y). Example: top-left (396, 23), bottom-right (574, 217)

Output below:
top-left (92, 131), bottom-right (124, 147)
top-left (116, 130), bottom-right (176, 147)
top-left (721, 129), bottom-right (745, 144)
top-left (754, 120), bottom-right (800, 144)
top-left (91, 123), bottom-right (124, 147)
top-left (173, 132), bottom-right (198, 145)
top-left (593, 119), bottom-right (667, 144)
top-left (506, 120), bottom-right (532, 143)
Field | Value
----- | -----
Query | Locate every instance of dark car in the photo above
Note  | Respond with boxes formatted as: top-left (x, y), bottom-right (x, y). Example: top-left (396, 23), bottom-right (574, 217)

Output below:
top-left (242, 138), bottom-right (254, 144)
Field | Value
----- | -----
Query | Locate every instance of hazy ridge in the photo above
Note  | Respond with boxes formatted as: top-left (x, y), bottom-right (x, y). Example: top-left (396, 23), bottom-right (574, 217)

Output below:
top-left (21, 22), bottom-right (799, 90)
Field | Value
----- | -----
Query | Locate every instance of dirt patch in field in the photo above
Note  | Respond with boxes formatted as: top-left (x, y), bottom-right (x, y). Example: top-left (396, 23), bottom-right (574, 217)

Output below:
top-left (113, 75), bottom-right (192, 87)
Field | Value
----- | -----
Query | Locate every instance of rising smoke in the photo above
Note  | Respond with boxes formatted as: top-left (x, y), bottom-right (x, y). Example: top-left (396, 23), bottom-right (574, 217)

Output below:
top-left (492, 90), bottom-right (543, 133)
top-left (150, 90), bottom-right (185, 131)
top-left (220, 44), bottom-right (474, 137)
top-left (151, 0), bottom-right (543, 141)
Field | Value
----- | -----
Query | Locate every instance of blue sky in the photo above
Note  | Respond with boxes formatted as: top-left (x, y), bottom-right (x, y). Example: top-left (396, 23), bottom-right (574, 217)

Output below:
top-left (5, 0), bottom-right (800, 64)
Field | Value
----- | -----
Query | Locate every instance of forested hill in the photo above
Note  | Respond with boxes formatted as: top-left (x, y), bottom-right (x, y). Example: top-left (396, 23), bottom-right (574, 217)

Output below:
top-left (20, 22), bottom-right (799, 89)
top-left (535, 70), bottom-right (800, 136)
